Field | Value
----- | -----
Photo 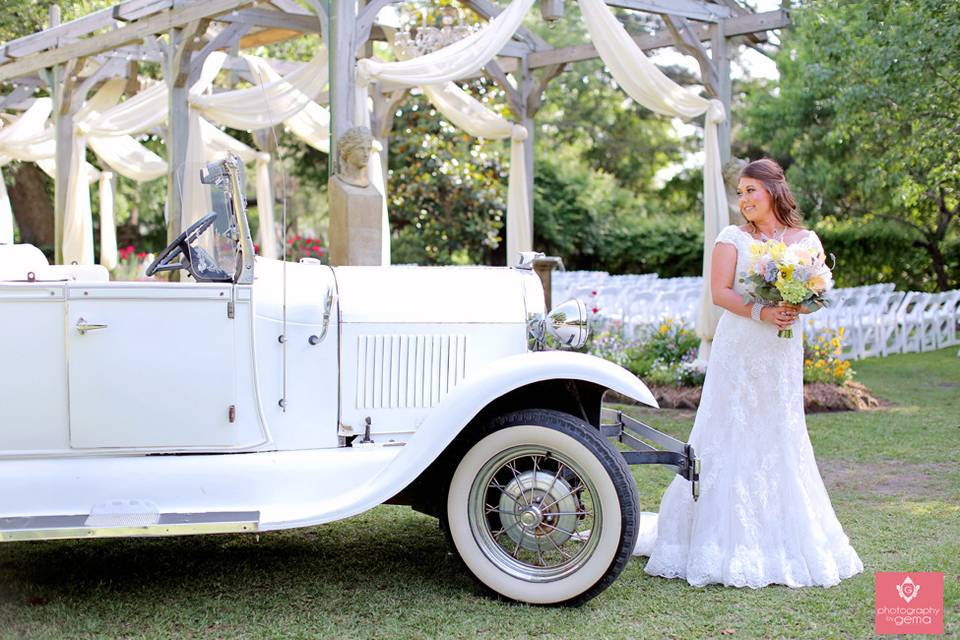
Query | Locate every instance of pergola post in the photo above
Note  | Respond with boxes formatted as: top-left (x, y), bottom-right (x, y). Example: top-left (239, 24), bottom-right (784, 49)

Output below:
top-left (519, 55), bottom-right (536, 243)
top-left (711, 22), bottom-right (732, 164)
top-left (165, 27), bottom-right (191, 246)
top-left (329, 0), bottom-right (357, 174)
top-left (49, 5), bottom-right (68, 264)
top-left (165, 19), bottom-right (210, 245)
top-left (370, 85), bottom-right (407, 195)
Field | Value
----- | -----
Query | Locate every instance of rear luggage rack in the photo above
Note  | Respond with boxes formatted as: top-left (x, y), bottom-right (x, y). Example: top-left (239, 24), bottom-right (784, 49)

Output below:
top-left (601, 408), bottom-right (700, 500)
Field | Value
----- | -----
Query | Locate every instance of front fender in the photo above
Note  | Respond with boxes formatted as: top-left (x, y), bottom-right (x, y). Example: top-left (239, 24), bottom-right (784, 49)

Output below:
top-left (268, 351), bottom-right (655, 529)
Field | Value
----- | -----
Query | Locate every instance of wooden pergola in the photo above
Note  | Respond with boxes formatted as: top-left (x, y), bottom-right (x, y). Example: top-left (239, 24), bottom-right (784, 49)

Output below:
top-left (0, 0), bottom-right (789, 264)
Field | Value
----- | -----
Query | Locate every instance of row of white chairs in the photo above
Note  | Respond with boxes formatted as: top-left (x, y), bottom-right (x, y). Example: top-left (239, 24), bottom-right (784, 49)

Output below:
top-left (553, 272), bottom-right (960, 359)
top-left (809, 288), bottom-right (960, 359)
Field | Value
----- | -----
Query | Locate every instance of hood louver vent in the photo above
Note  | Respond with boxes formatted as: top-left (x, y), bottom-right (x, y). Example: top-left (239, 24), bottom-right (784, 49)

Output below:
top-left (355, 334), bottom-right (467, 409)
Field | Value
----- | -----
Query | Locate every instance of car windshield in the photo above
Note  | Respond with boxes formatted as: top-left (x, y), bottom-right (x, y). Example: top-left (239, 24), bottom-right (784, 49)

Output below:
top-left (192, 166), bottom-right (242, 281)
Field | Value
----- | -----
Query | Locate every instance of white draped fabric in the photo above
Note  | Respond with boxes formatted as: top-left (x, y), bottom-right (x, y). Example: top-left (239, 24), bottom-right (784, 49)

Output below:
top-left (63, 79), bottom-right (127, 264)
top-left (86, 52), bottom-right (282, 257)
top-left (0, 100), bottom-right (54, 244)
top-left (188, 51), bottom-right (328, 256)
top-left (239, 54), bottom-right (330, 153)
top-left (192, 51), bottom-right (328, 135)
top-left (98, 172), bottom-right (117, 269)
top-left (355, 0), bottom-right (535, 265)
top-left (577, 0), bottom-right (729, 344)
top-left (0, 166), bottom-right (12, 245)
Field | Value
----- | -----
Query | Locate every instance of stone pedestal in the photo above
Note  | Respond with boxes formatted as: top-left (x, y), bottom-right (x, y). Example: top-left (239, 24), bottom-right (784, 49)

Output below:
top-left (532, 256), bottom-right (564, 310)
top-left (328, 176), bottom-right (385, 266)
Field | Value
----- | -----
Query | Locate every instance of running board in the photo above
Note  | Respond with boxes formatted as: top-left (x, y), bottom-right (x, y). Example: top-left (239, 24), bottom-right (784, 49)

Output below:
top-left (600, 408), bottom-right (700, 501)
top-left (0, 511), bottom-right (259, 542)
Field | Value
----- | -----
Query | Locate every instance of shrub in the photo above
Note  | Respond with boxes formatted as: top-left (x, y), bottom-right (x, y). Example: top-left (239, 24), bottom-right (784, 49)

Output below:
top-left (111, 245), bottom-right (154, 281)
top-left (803, 327), bottom-right (854, 385)
top-left (586, 318), bottom-right (705, 388)
top-left (285, 234), bottom-right (327, 263)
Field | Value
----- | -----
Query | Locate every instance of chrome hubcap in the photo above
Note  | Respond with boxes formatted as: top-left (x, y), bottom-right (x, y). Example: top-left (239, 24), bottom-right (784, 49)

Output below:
top-left (469, 446), bottom-right (602, 583)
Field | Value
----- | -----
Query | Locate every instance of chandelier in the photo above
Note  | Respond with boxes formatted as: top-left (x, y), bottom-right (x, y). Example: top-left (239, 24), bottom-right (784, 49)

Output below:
top-left (394, 6), bottom-right (479, 58)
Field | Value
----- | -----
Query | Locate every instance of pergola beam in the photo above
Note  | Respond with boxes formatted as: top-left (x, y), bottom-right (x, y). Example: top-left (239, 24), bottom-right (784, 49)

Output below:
top-left (0, 0), bottom-right (254, 82)
top-left (218, 8), bottom-right (321, 33)
top-left (463, 0), bottom-right (548, 53)
top-left (1, 0), bottom-right (174, 62)
top-left (606, 0), bottom-right (732, 22)
top-left (528, 9), bottom-right (789, 68)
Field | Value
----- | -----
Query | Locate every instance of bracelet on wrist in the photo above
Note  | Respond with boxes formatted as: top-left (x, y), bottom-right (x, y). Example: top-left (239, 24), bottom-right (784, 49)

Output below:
top-left (751, 302), bottom-right (764, 322)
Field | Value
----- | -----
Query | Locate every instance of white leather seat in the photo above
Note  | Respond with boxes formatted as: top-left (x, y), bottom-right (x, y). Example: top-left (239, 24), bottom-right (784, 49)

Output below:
top-left (0, 243), bottom-right (110, 282)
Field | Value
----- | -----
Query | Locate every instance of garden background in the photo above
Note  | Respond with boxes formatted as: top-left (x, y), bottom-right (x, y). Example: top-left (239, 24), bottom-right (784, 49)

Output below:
top-left (0, 0), bottom-right (957, 637)
top-left (2, 0), bottom-right (957, 293)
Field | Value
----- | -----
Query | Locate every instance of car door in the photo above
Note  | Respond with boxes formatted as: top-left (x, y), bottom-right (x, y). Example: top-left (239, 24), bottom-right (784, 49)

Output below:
top-left (66, 281), bottom-right (251, 450)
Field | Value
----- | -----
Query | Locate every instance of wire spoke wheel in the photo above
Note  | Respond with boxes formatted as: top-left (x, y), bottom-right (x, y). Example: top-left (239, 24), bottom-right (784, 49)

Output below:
top-left (446, 409), bottom-right (639, 605)
top-left (471, 447), bottom-right (601, 582)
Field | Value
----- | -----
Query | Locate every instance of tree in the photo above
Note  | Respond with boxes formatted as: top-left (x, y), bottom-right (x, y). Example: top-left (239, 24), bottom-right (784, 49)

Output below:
top-left (743, 0), bottom-right (959, 290)
top-left (388, 87), bottom-right (508, 265)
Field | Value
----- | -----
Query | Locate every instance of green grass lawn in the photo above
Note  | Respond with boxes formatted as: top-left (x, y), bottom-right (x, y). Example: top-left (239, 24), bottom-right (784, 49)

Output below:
top-left (1, 349), bottom-right (957, 639)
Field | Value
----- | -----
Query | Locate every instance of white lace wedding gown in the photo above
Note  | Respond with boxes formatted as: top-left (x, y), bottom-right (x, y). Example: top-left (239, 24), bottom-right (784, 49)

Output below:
top-left (635, 225), bottom-right (864, 588)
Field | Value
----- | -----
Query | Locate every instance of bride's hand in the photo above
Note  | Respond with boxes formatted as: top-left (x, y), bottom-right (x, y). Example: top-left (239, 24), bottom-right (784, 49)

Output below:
top-left (761, 304), bottom-right (798, 330)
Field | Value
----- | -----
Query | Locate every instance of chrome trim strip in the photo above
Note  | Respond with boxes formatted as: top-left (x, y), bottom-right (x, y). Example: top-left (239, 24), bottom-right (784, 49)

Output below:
top-left (0, 511), bottom-right (260, 543)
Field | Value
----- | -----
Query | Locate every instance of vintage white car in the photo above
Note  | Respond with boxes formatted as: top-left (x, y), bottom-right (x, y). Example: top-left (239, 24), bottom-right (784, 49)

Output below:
top-left (0, 156), bottom-right (698, 605)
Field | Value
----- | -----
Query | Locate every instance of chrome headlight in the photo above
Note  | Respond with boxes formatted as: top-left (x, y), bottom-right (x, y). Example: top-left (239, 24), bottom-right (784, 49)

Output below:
top-left (545, 298), bottom-right (589, 350)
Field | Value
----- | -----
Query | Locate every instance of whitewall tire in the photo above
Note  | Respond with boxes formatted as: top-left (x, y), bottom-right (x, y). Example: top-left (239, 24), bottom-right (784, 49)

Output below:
top-left (446, 409), bottom-right (639, 605)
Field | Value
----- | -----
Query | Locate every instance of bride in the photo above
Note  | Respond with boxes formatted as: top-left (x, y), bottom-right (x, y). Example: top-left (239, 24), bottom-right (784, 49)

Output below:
top-left (634, 158), bottom-right (864, 588)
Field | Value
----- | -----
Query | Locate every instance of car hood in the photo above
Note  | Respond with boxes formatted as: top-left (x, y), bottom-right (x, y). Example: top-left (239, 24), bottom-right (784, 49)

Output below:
top-left (333, 266), bottom-right (530, 324)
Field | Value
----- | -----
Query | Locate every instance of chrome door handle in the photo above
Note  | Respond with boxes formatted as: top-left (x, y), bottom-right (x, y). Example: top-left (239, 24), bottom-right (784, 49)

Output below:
top-left (76, 317), bottom-right (108, 335)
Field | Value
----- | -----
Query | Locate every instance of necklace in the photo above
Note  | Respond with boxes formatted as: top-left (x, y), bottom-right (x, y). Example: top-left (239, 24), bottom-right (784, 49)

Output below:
top-left (751, 223), bottom-right (787, 242)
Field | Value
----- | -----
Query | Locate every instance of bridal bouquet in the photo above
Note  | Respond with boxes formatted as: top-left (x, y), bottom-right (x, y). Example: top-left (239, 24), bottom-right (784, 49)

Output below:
top-left (739, 240), bottom-right (834, 338)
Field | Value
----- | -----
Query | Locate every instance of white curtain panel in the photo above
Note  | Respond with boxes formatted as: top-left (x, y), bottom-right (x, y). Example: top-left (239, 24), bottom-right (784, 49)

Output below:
top-left (355, 0), bottom-right (534, 102)
top-left (192, 50), bottom-right (328, 132)
top-left (0, 98), bottom-right (56, 162)
top-left (239, 54), bottom-right (330, 153)
top-left (0, 165), bottom-right (12, 244)
top-left (577, 0), bottom-right (729, 342)
top-left (354, 0), bottom-right (535, 265)
top-left (89, 55), bottom-right (226, 136)
top-left (0, 103), bottom-right (55, 245)
top-left (98, 171), bottom-right (117, 269)
top-left (254, 156), bottom-right (277, 258)
top-left (63, 79), bottom-right (126, 265)
top-left (88, 133), bottom-right (166, 182)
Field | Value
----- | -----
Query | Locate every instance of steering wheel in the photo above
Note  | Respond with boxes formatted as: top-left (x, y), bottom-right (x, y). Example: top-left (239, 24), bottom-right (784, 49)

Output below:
top-left (145, 212), bottom-right (219, 278)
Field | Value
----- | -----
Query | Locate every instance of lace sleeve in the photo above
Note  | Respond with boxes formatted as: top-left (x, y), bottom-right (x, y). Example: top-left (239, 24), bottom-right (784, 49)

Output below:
top-left (714, 225), bottom-right (739, 246)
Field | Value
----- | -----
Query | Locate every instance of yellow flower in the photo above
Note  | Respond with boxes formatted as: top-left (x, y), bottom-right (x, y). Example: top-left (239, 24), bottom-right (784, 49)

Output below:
top-left (659, 324), bottom-right (669, 334)
top-left (749, 243), bottom-right (766, 258)
top-left (768, 241), bottom-right (786, 261)
top-left (805, 359), bottom-right (812, 366)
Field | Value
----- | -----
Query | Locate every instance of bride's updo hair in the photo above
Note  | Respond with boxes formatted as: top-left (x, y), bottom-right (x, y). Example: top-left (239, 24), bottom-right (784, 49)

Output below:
top-left (740, 158), bottom-right (803, 228)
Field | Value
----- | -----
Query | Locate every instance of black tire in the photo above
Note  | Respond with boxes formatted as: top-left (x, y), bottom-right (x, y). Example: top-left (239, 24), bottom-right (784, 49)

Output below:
top-left (444, 409), bottom-right (639, 606)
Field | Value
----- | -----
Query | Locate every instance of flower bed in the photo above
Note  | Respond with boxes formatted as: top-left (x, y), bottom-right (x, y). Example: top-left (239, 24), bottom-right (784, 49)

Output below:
top-left (587, 321), bottom-right (880, 412)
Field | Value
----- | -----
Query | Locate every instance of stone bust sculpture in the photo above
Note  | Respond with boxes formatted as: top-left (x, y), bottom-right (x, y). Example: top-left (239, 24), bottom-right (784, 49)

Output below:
top-left (336, 126), bottom-right (373, 188)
